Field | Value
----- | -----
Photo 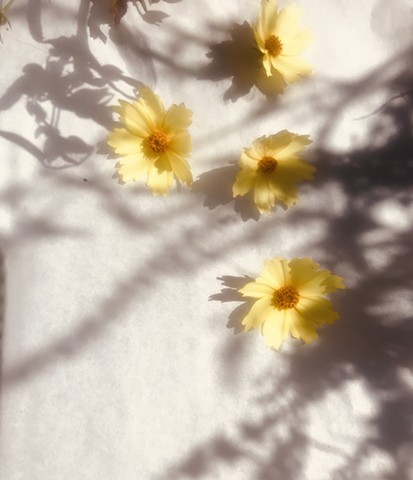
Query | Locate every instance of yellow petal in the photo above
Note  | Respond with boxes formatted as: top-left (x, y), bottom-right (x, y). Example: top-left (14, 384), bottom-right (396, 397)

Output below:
top-left (275, 158), bottom-right (316, 183)
top-left (138, 85), bottom-right (165, 123)
top-left (168, 131), bottom-right (192, 158)
top-left (295, 296), bottom-right (339, 326)
top-left (242, 297), bottom-right (273, 331)
top-left (117, 153), bottom-right (149, 182)
top-left (274, 133), bottom-right (312, 159)
top-left (282, 30), bottom-right (313, 56)
top-left (239, 281), bottom-right (274, 299)
top-left (274, 3), bottom-right (303, 40)
top-left (113, 100), bottom-right (151, 137)
top-left (322, 274), bottom-right (345, 293)
top-left (250, 136), bottom-right (266, 160)
top-left (232, 169), bottom-right (255, 197)
top-left (271, 55), bottom-right (313, 83)
top-left (165, 150), bottom-right (193, 186)
top-left (289, 308), bottom-right (319, 344)
top-left (163, 103), bottom-right (193, 133)
top-left (261, 309), bottom-right (290, 350)
top-left (268, 178), bottom-right (298, 208)
top-left (290, 258), bottom-right (344, 296)
top-left (253, 176), bottom-right (276, 213)
top-left (147, 163), bottom-right (174, 196)
top-left (107, 128), bottom-right (142, 155)
top-left (253, 26), bottom-right (265, 51)
top-left (257, 0), bottom-right (278, 40)
top-left (239, 149), bottom-right (260, 169)
top-left (261, 257), bottom-right (290, 289)
top-left (262, 54), bottom-right (273, 77)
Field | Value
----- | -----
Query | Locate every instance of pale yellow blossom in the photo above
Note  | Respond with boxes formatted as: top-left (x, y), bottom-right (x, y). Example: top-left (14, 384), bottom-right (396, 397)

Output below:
top-left (108, 86), bottom-right (193, 196)
top-left (232, 130), bottom-right (315, 214)
top-left (254, 0), bottom-right (313, 82)
top-left (239, 257), bottom-right (345, 350)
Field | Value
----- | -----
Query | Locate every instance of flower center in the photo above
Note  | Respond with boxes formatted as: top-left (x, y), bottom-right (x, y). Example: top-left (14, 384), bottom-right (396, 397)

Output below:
top-left (264, 35), bottom-right (283, 57)
top-left (147, 130), bottom-right (168, 153)
top-left (272, 286), bottom-right (300, 310)
top-left (258, 156), bottom-right (278, 174)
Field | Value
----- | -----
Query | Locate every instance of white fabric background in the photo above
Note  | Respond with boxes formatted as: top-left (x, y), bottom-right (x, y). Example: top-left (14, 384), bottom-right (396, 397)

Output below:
top-left (1, 1), bottom-right (413, 479)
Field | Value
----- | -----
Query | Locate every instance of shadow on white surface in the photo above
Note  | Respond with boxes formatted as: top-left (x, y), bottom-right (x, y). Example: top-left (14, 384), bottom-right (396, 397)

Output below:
top-left (0, 2), bottom-right (413, 479)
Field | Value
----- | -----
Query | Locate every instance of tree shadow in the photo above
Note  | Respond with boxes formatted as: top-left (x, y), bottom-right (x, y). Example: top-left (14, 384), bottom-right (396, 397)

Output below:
top-left (198, 22), bottom-right (287, 102)
top-left (0, 0), bottom-right (140, 169)
top-left (87, 0), bottom-right (183, 43)
top-left (153, 44), bottom-right (413, 480)
top-left (0, 247), bottom-right (4, 402)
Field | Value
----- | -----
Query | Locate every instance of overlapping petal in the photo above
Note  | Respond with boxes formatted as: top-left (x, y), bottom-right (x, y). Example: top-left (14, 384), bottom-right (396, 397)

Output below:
top-left (254, 0), bottom-right (313, 82)
top-left (238, 257), bottom-right (345, 350)
top-left (108, 86), bottom-right (193, 196)
top-left (232, 131), bottom-right (315, 213)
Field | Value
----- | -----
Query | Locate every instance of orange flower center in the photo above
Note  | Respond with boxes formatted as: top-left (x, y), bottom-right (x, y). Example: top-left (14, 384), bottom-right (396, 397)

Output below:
top-left (264, 35), bottom-right (283, 57)
top-left (272, 286), bottom-right (299, 310)
top-left (258, 156), bottom-right (278, 174)
top-left (147, 130), bottom-right (168, 153)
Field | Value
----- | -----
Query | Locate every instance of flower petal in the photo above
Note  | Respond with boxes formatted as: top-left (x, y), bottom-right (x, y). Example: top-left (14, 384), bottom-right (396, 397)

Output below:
top-left (107, 128), bottom-right (142, 155)
top-left (239, 149), bottom-right (260, 169)
top-left (289, 308), bottom-right (319, 344)
top-left (253, 176), bottom-right (276, 213)
top-left (263, 53), bottom-right (273, 77)
top-left (117, 153), bottom-right (149, 182)
top-left (275, 134), bottom-right (312, 159)
top-left (168, 131), bottom-right (192, 158)
top-left (260, 257), bottom-right (290, 289)
top-left (274, 3), bottom-right (304, 40)
top-left (290, 258), bottom-right (344, 296)
top-left (275, 158), bottom-right (316, 183)
top-left (239, 281), bottom-right (274, 299)
top-left (113, 100), bottom-right (152, 137)
top-left (147, 163), bottom-right (174, 196)
top-left (261, 309), bottom-right (290, 350)
top-left (242, 297), bottom-right (273, 331)
top-left (295, 296), bottom-right (339, 326)
top-left (165, 150), bottom-right (193, 186)
top-left (138, 86), bottom-right (165, 124)
top-left (233, 169), bottom-right (255, 197)
top-left (271, 55), bottom-right (313, 84)
top-left (257, 0), bottom-right (278, 40)
top-left (282, 30), bottom-right (313, 56)
top-left (163, 103), bottom-right (193, 133)
top-left (322, 274), bottom-right (345, 293)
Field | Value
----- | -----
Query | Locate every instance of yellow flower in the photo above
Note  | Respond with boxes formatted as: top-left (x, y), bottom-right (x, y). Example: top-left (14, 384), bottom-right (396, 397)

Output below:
top-left (0, 0), bottom-right (16, 44)
top-left (232, 130), bottom-right (315, 214)
top-left (239, 257), bottom-right (345, 350)
top-left (108, 86), bottom-right (193, 196)
top-left (254, 0), bottom-right (313, 82)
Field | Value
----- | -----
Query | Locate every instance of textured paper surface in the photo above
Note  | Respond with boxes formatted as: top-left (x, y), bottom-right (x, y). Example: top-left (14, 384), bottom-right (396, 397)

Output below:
top-left (1, 1), bottom-right (413, 479)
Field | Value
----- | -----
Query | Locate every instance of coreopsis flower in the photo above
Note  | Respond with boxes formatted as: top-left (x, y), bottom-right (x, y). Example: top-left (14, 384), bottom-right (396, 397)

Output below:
top-left (232, 130), bottom-right (315, 214)
top-left (254, 0), bottom-right (313, 82)
top-left (239, 257), bottom-right (345, 350)
top-left (108, 86), bottom-right (193, 196)
top-left (0, 0), bottom-right (16, 43)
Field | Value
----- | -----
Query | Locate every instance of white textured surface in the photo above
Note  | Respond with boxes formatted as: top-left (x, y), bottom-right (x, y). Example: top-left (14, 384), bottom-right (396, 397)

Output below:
top-left (1, 1), bottom-right (413, 479)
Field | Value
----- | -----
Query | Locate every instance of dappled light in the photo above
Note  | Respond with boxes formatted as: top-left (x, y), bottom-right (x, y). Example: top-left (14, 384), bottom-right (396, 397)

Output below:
top-left (0, 1), bottom-right (412, 479)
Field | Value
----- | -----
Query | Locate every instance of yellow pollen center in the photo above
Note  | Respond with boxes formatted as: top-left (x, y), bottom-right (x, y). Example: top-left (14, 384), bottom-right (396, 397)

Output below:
top-left (272, 286), bottom-right (300, 310)
top-left (147, 130), bottom-right (168, 153)
top-left (264, 35), bottom-right (283, 56)
top-left (258, 156), bottom-right (278, 174)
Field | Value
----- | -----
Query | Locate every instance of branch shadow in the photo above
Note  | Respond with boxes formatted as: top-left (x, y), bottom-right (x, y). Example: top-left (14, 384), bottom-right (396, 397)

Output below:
top-left (153, 44), bottom-right (413, 480)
